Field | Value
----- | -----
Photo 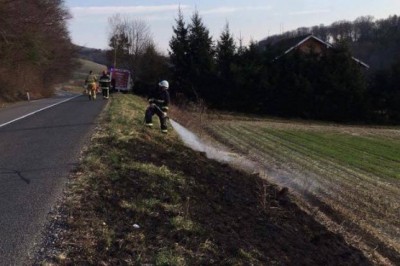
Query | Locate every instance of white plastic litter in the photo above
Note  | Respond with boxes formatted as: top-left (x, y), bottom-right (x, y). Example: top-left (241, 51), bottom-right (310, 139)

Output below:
top-left (133, 224), bottom-right (140, 229)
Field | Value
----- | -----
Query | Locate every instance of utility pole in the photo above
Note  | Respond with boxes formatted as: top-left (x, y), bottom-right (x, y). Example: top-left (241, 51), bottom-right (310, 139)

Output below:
top-left (114, 47), bottom-right (117, 68)
top-left (113, 37), bottom-right (117, 68)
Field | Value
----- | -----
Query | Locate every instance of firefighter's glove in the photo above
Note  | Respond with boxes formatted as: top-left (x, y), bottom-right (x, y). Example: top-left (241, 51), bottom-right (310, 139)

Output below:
top-left (148, 98), bottom-right (155, 104)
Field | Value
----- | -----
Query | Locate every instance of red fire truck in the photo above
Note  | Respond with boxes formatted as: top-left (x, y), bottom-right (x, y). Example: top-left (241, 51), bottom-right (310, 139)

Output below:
top-left (110, 68), bottom-right (133, 92)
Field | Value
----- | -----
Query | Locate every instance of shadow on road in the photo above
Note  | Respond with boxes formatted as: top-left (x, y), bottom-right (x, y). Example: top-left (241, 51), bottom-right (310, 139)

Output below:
top-left (0, 163), bottom-right (79, 184)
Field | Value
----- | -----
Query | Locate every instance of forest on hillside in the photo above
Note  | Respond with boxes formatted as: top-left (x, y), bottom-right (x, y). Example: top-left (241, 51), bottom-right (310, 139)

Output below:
top-left (261, 15), bottom-right (400, 71)
top-left (0, 0), bottom-right (75, 101)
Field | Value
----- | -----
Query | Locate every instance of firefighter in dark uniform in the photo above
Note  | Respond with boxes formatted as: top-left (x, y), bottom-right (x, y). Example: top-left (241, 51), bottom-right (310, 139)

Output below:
top-left (145, 80), bottom-right (170, 133)
top-left (99, 70), bottom-right (111, 99)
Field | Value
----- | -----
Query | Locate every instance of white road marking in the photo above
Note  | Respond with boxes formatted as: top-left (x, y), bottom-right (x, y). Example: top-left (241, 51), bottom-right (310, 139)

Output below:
top-left (0, 95), bottom-right (81, 128)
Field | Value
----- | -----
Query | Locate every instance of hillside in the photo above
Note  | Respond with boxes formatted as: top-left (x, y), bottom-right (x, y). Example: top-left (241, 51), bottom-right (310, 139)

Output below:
top-left (259, 14), bottom-right (400, 71)
top-left (57, 58), bottom-right (107, 95)
top-left (74, 45), bottom-right (109, 66)
top-left (35, 94), bottom-right (371, 265)
top-left (74, 58), bottom-right (108, 78)
top-left (0, 1), bottom-right (74, 103)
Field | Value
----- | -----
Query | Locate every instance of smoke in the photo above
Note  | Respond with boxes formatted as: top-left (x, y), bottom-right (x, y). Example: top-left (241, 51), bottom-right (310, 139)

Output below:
top-left (171, 120), bottom-right (319, 197)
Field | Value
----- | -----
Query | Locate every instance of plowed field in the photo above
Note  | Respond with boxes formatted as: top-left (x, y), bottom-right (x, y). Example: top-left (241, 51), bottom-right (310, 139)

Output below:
top-left (174, 111), bottom-right (400, 265)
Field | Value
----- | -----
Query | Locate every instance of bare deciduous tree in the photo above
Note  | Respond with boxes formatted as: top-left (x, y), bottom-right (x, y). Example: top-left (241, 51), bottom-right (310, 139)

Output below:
top-left (0, 0), bottom-right (75, 101)
top-left (107, 14), bottom-right (167, 92)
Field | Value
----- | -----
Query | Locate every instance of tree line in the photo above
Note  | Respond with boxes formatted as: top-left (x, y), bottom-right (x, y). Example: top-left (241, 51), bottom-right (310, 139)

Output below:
top-left (107, 10), bottom-right (399, 123)
top-left (165, 11), bottom-right (400, 123)
top-left (0, 0), bottom-right (75, 101)
top-left (262, 15), bottom-right (400, 71)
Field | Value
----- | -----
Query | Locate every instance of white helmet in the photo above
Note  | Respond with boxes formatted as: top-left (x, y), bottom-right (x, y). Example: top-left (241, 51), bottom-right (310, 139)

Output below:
top-left (158, 80), bottom-right (169, 89)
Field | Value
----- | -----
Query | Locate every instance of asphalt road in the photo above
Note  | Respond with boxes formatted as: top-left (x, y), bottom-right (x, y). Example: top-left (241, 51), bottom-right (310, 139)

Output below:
top-left (0, 93), bottom-right (107, 265)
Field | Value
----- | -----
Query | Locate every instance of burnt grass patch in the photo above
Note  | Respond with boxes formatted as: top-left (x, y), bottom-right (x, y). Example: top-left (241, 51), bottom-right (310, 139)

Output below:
top-left (36, 95), bottom-right (371, 265)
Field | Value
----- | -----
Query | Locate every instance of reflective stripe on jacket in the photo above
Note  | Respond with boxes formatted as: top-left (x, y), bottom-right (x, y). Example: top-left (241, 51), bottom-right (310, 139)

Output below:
top-left (99, 74), bottom-right (111, 88)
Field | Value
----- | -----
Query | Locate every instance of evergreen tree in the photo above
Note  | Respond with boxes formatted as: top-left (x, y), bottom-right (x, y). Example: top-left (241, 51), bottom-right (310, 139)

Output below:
top-left (386, 59), bottom-right (400, 121)
top-left (134, 43), bottom-right (169, 96)
top-left (169, 7), bottom-right (191, 100)
top-left (230, 40), bottom-right (267, 112)
top-left (318, 43), bottom-right (367, 121)
top-left (216, 23), bottom-right (236, 76)
top-left (215, 22), bottom-right (236, 106)
top-left (187, 10), bottom-right (215, 102)
top-left (264, 43), bottom-right (367, 121)
top-left (369, 57), bottom-right (400, 122)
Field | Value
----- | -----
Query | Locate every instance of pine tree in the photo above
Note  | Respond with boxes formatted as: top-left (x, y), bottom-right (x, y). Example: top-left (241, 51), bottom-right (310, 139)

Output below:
top-left (386, 59), bottom-right (400, 121)
top-left (216, 23), bottom-right (236, 76)
top-left (187, 10), bottom-right (215, 101)
top-left (169, 7), bottom-right (191, 100)
top-left (134, 43), bottom-right (169, 96)
top-left (230, 40), bottom-right (267, 112)
top-left (370, 57), bottom-right (400, 122)
top-left (215, 22), bottom-right (236, 106)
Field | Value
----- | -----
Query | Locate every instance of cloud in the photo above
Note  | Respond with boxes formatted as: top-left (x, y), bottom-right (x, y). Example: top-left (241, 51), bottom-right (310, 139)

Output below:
top-left (70, 4), bottom-right (272, 18)
top-left (202, 7), bottom-right (239, 15)
top-left (71, 5), bottom-right (190, 17)
top-left (288, 9), bottom-right (331, 15)
top-left (202, 6), bottom-right (272, 15)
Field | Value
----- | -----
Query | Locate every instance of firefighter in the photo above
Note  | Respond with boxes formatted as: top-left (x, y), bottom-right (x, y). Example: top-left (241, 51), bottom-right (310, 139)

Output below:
top-left (99, 70), bottom-right (111, 99)
top-left (145, 80), bottom-right (170, 133)
top-left (85, 70), bottom-right (97, 100)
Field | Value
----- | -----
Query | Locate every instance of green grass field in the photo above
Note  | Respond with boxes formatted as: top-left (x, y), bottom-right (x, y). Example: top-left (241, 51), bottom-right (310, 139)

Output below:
top-left (200, 117), bottom-right (400, 262)
top-left (209, 122), bottom-right (400, 179)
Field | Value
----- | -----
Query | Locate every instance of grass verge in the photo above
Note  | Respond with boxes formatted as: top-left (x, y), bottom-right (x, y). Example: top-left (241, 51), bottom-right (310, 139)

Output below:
top-left (36, 94), bottom-right (371, 265)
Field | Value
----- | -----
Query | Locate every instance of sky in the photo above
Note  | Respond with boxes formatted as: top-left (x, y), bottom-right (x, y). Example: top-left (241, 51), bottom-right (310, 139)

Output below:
top-left (64, 0), bottom-right (400, 54)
